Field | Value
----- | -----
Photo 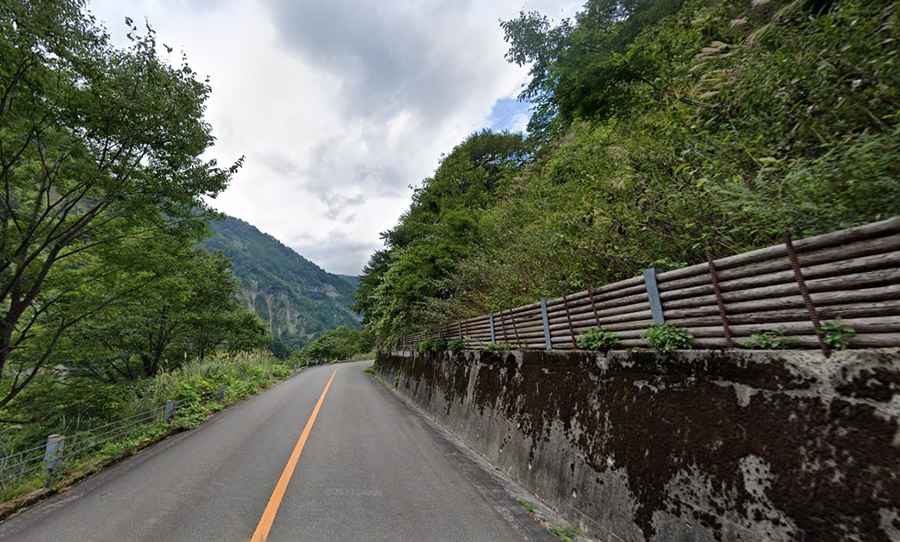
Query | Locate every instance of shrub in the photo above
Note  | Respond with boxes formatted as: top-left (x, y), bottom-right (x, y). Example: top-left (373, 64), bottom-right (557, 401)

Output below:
top-left (484, 341), bottom-right (514, 352)
top-left (743, 330), bottom-right (790, 349)
top-left (576, 328), bottom-right (619, 352)
top-left (821, 321), bottom-right (856, 351)
top-left (644, 324), bottom-right (692, 353)
top-left (0, 350), bottom-right (292, 503)
top-left (416, 338), bottom-right (448, 352)
top-left (446, 339), bottom-right (466, 352)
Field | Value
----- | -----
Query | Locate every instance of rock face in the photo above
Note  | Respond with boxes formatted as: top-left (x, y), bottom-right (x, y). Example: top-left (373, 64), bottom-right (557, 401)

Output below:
top-left (203, 216), bottom-right (359, 349)
top-left (376, 349), bottom-right (900, 542)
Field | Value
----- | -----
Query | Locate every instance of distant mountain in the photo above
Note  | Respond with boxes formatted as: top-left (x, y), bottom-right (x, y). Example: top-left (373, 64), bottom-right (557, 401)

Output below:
top-left (336, 274), bottom-right (361, 289)
top-left (203, 216), bottom-right (360, 350)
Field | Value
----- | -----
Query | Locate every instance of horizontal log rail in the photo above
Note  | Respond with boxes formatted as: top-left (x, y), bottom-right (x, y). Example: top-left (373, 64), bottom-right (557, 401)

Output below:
top-left (396, 218), bottom-right (900, 354)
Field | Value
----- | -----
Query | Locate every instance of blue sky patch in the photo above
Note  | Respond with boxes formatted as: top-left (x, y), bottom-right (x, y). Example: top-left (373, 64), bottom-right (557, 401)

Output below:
top-left (487, 98), bottom-right (531, 133)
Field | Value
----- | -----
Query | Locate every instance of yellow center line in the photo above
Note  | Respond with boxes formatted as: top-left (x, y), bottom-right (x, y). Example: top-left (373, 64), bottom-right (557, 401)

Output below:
top-left (249, 368), bottom-right (338, 542)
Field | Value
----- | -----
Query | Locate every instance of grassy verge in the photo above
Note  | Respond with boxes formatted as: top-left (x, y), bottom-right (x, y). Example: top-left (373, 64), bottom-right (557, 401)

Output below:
top-left (0, 351), bottom-right (294, 514)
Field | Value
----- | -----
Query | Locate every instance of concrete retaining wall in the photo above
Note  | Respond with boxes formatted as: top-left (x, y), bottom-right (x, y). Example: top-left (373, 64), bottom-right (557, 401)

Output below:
top-left (375, 349), bottom-right (900, 541)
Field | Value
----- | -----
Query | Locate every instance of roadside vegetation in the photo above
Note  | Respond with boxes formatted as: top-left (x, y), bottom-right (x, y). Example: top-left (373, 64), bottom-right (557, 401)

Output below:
top-left (0, 1), bottom-right (284, 495)
top-left (291, 326), bottom-right (374, 366)
top-left (355, 0), bottom-right (900, 346)
top-left (0, 351), bottom-right (292, 505)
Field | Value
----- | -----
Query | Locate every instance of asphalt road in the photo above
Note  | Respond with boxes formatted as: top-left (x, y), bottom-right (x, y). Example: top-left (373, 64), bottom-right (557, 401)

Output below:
top-left (0, 362), bottom-right (551, 542)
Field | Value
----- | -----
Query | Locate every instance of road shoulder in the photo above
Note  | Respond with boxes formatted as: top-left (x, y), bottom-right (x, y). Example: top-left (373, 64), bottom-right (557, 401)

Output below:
top-left (366, 365), bottom-right (573, 542)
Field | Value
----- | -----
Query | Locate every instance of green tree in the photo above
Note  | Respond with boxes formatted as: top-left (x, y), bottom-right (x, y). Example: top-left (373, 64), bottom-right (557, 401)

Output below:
top-left (359, 0), bottom-right (900, 347)
top-left (358, 131), bottom-right (529, 344)
top-left (299, 326), bottom-right (373, 363)
top-left (501, 0), bottom-right (685, 139)
top-left (0, 1), bottom-right (240, 405)
top-left (61, 240), bottom-right (267, 380)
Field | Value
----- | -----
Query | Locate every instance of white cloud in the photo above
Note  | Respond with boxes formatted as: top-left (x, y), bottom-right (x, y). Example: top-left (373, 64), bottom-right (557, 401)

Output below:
top-left (87, 0), bottom-right (580, 275)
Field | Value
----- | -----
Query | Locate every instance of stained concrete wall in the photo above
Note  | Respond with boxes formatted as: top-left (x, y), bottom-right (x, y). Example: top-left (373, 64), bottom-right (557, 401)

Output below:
top-left (375, 349), bottom-right (900, 542)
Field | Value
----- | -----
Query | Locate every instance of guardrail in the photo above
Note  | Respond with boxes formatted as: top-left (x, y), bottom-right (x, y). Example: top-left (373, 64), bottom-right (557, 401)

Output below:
top-left (400, 217), bottom-right (900, 354)
top-left (0, 400), bottom-right (184, 490)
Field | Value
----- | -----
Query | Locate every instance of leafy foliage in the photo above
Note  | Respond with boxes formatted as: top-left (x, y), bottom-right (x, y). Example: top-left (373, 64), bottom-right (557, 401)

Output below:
top-left (358, 0), bottom-right (900, 346)
top-left (743, 330), bottom-right (790, 349)
top-left (58, 246), bottom-right (269, 380)
top-left (821, 320), bottom-right (856, 351)
top-left (0, 1), bottom-right (288, 478)
top-left (355, 131), bottom-right (530, 344)
top-left (484, 341), bottom-right (516, 352)
top-left (417, 338), bottom-right (448, 353)
top-left (501, 0), bottom-right (685, 139)
top-left (644, 324), bottom-right (692, 353)
top-left (446, 339), bottom-right (466, 352)
top-left (0, 2), bottom-right (251, 408)
top-left (576, 328), bottom-right (620, 352)
top-left (295, 326), bottom-right (373, 364)
top-left (0, 351), bottom-right (291, 502)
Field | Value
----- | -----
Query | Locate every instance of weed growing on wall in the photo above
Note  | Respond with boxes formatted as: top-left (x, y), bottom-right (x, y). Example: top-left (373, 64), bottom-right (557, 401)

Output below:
top-left (743, 330), bottom-right (791, 349)
top-left (644, 324), bottom-right (693, 353)
top-left (821, 321), bottom-right (856, 350)
top-left (576, 328), bottom-right (620, 352)
top-left (485, 342), bottom-right (515, 352)
top-left (446, 339), bottom-right (466, 352)
top-left (417, 339), bottom-right (449, 352)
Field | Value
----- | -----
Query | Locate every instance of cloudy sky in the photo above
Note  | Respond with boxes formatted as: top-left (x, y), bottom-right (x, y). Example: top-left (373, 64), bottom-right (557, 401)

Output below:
top-left (88, 0), bottom-right (579, 275)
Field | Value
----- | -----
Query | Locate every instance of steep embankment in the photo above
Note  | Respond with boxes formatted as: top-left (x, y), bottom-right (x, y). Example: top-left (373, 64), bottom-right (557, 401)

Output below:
top-left (203, 216), bottom-right (359, 349)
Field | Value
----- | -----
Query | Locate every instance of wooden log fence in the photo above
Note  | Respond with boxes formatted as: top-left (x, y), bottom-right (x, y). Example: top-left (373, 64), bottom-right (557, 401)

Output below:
top-left (395, 218), bottom-right (900, 354)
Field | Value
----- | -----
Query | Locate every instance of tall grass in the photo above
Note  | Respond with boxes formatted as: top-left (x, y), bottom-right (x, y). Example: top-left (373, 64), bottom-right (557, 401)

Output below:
top-left (0, 351), bottom-right (293, 503)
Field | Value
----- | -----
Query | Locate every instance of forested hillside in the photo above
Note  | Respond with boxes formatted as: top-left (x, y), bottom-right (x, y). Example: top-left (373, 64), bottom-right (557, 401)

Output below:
top-left (204, 216), bottom-right (360, 352)
top-left (356, 0), bottom-right (900, 345)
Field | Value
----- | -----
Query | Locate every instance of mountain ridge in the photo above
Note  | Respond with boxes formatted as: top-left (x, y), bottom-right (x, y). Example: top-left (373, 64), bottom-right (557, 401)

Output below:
top-left (202, 215), bottom-right (360, 350)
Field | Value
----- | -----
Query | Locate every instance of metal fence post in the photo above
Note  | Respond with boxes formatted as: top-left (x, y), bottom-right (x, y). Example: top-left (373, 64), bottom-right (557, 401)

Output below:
top-left (707, 253), bottom-right (735, 348)
top-left (784, 230), bottom-right (831, 357)
top-left (43, 434), bottom-right (65, 487)
top-left (489, 314), bottom-right (496, 343)
top-left (164, 400), bottom-right (176, 422)
top-left (540, 298), bottom-right (552, 351)
top-left (643, 268), bottom-right (665, 324)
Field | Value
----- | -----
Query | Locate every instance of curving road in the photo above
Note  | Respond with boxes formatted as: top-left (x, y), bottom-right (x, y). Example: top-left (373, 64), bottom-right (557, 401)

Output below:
top-left (0, 362), bottom-right (551, 542)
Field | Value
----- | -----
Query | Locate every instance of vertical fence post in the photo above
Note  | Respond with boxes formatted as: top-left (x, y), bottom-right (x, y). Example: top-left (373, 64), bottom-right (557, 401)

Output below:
top-left (588, 286), bottom-right (601, 327)
top-left (216, 385), bottom-right (226, 401)
top-left (511, 312), bottom-right (521, 348)
top-left (784, 231), bottom-right (831, 356)
top-left (540, 298), bottom-right (552, 351)
top-left (164, 400), bottom-right (176, 423)
top-left (643, 268), bottom-right (665, 324)
top-left (43, 434), bottom-right (65, 487)
top-left (563, 294), bottom-right (577, 348)
top-left (707, 253), bottom-right (735, 348)
top-left (488, 314), bottom-right (496, 343)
